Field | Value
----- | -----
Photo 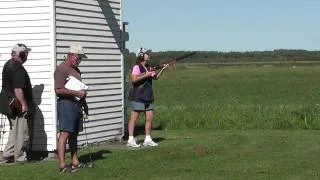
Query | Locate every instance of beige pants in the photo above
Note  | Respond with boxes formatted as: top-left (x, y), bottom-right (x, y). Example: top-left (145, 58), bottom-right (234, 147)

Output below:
top-left (2, 114), bottom-right (32, 162)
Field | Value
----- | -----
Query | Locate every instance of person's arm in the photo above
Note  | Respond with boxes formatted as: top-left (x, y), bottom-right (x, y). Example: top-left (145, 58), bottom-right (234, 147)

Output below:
top-left (131, 65), bottom-right (153, 83)
top-left (131, 72), bottom-right (153, 83)
top-left (14, 88), bottom-right (28, 112)
top-left (12, 67), bottom-right (28, 112)
top-left (55, 88), bottom-right (86, 98)
top-left (153, 64), bottom-right (169, 80)
top-left (82, 98), bottom-right (89, 120)
top-left (54, 69), bottom-right (87, 98)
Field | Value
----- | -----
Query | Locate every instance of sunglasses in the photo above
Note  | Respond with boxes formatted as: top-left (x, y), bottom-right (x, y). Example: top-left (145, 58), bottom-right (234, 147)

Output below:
top-left (75, 55), bottom-right (82, 63)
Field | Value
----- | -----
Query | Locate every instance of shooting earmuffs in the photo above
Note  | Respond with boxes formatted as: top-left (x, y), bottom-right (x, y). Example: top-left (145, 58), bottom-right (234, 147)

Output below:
top-left (17, 43), bottom-right (27, 60)
top-left (138, 48), bottom-right (145, 60)
top-left (137, 47), bottom-right (152, 61)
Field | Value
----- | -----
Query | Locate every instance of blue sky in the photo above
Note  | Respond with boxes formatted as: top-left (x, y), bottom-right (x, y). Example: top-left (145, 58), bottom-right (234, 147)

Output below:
top-left (123, 0), bottom-right (320, 52)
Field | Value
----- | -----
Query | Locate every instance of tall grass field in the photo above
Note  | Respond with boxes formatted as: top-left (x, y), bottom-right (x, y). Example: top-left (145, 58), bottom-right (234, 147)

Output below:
top-left (149, 66), bottom-right (320, 130)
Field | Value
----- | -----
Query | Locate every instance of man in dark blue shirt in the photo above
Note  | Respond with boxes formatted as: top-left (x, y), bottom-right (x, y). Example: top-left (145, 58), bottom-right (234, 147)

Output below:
top-left (0, 44), bottom-right (33, 164)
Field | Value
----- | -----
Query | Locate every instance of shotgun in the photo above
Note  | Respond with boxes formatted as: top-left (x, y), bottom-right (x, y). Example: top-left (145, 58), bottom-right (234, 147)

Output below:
top-left (148, 52), bottom-right (196, 71)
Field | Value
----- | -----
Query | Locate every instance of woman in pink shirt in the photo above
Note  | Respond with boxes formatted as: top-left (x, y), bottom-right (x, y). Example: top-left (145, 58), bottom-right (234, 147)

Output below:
top-left (127, 48), bottom-right (169, 148)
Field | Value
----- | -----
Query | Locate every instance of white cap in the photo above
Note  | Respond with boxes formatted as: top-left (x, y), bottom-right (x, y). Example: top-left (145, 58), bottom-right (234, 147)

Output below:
top-left (12, 43), bottom-right (32, 53)
top-left (136, 47), bottom-right (152, 57)
top-left (69, 44), bottom-right (87, 58)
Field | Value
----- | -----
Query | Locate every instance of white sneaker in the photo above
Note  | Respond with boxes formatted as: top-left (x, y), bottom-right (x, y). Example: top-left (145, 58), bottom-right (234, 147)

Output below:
top-left (126, 138), bottom-right (141, 148)
top-left (143, 139), bottom-right (158, 147)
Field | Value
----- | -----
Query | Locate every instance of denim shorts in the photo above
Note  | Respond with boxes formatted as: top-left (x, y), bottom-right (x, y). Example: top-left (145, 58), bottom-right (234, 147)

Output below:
top-left (130, 101), bottom-right (153, 111)
top-left (57, 99), bottom-right (83, 133)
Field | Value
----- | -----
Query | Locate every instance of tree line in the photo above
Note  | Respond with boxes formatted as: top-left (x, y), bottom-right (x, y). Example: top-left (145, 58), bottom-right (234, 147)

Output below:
top-left (125, 49), bottom-right (320, 66)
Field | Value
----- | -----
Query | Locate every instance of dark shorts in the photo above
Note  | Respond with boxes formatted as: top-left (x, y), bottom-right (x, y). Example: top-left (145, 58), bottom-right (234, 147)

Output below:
top-left (130, 101), bottom-right (153, 111)
top-left (57, 99), bottom-right (83, 134)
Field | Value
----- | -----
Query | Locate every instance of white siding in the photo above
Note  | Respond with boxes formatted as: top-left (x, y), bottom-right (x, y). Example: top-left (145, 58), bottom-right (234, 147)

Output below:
top-left (55, 0), bottom-right (124, 145)
top-left (0, 0), bottom-right (56, 151)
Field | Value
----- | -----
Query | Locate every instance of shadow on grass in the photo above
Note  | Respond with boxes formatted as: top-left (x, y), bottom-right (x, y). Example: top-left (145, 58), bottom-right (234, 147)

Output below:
top-left (78, 150), bottom-right (111, 164)
top-left (28, 151), bottom-right (49, 161)
top-left (136, 137), bottom-right (165, 144)
top-left (151, 137), bottom-right (165, 143)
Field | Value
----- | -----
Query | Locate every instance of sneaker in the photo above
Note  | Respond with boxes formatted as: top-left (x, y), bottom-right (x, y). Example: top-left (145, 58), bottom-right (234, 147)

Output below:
top-left (0, 156), bottom-right (14, 164)
top-left (15, 158), bottom-right (27, 164)
top-left (126, 139), bottom-right (141, 148)
top-left (15, 152), bottom-right (28, 164)
top-left (143, 140), bottom-right (158, 147)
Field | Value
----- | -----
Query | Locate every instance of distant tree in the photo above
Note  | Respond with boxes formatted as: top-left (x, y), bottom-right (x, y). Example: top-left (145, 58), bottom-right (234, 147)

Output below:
top-left (125, 49), bottom-right (320, 64)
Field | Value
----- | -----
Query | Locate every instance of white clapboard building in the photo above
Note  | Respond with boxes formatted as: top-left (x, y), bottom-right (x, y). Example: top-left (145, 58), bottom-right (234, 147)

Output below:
top-left (0, 0), bottom-right (127, 152)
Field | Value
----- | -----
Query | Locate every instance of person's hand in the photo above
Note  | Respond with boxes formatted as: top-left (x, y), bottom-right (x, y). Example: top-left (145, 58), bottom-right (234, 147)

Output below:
top-left (151, 71), bottom-right (157, 77)
top-left (145, 71), bottom-right (154, 77)
top-left (83, 113), bottom-right (89, 121)
top-left (77, 90), bottom-right (87, 98)
top-left (84, 106), bottom-right (89, 117)
top-left (22, 105), bottom-right (28, 113)
top-left (163, 64), bottom-right (170, 69)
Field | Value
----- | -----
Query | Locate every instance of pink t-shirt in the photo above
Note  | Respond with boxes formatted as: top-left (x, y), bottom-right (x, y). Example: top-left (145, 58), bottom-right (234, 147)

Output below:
top-left (132, 65), bottom-right (156, 76)
top-left (132, 65), bottom-right (141, 75)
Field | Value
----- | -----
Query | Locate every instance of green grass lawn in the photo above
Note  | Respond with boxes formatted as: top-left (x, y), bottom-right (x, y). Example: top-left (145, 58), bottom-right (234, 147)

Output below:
top-left (3, 66), bottom-right (320, 179)
top-left (1, 130), bottom-right (320, 180)
top-left (151, 66), bottom-right (320, 129)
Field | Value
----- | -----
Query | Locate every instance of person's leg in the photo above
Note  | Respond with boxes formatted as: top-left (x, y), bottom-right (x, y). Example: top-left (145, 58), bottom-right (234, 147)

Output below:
top-left (128, 110), bottom-right (139, 137)
top-left (66, 102), bottom-right (82, 170)
top-left (143, 108), bottom-right (158, 146)
top-left (127, 110), bottom-right (141, 147)
top-left (14, 114), bottom-right (29, 162)
top-left (145, 110), bottom-right (154, 136)
top-left (58, 131), bottom-right (69, 168)
top-left (57, 100), bottom-right (73, 169)
top-left (2, 118), bottom-right (16, 160)
top-left (68, 133), bottom-right (79, 166)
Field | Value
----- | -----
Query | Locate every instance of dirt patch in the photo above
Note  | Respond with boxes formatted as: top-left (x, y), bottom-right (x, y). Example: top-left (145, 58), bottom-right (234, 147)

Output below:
top-left (194, 145), bottom-right (216, 157)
